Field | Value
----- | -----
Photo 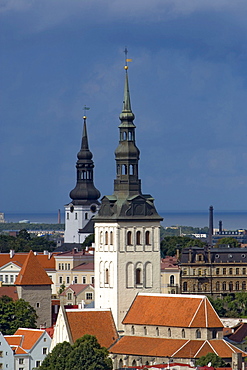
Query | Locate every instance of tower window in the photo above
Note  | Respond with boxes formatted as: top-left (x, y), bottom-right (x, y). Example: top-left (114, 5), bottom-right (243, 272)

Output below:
top-left (136, 268), bottom-right (141, 284)
top-left (168, 328), bottom-right (171, 337)
top-left (182, 329), bottom-right (185, 338)
top-left (85, 213), bottom-right (88, 220)
top-left (170, 275), bottom-right (174, 286)
top-left (145, 231), bottom-right (150, 245)
top-left (196, 329), bottom-right (201, 339)
top-left (127, 231), bottom-right (132, 245)
top-left (105, 269), bottom-right (109, 284)
top-left (183, 282), bottom-right (187, 292)
top-left (156, 327), bottom-right (159, 336)
top-left (67, 213), bottom-right (69, 220)
top-left (105, 231), bottom-right (108, 245)
top-left (131, 325), bottom-right (135, 335)
top-left (128, 131), bottom-right (133, 140)
top-left (122, 164), bottom-right (127, 175)
top-left (136, 231), bottom-right (141, 245)
top-left (123, 131), bottom-right (127, 140)
top-left (110, 231), bottom-right (113, 245)
top-left (75, 213), bottom-right (77, 220)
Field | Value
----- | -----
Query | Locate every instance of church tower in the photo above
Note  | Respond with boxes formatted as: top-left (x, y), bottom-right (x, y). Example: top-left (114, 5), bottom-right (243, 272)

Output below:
top-left (94, 64), bottom-right (162, 331)
top-left (64, 116), bottom-right (100, 244)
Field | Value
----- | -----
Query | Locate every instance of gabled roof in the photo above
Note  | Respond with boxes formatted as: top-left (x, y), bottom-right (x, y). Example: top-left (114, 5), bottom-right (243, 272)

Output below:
top-left (109, 336), bottom-right (246, 359)
top-left (60, 284), bottom-right (93, 297)
top-left (5, 335), bottom-right (23, 346)
top-left (122, 294), bottom-right (223, 328)
top-left (0, 252), bottom-right (55, 271)
top-left (65, 308), bottom-right (118, 348)
top-left (15, 251), bottom-right (53, 286)
top-left (226, 323), bottom-right (247, 343)
top-left (14, 328), bottom-right (44, 350)
top-left (161, 256), bottom-right (179, 271)
top-left (0, 286), bottom-right (18, 300)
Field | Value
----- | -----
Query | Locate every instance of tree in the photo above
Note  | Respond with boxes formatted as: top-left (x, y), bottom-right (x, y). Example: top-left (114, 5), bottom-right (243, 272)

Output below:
top-left (196, 353), bottom-right (226, 367)
top-left (82, 234), bottom-right (94, 247)
top-left (38, 335), bottom-right (112, 370)
top-left (160, 236), bottom-right (206, 257)
top-left (215, 237), bottom-right (239, 248)
top-left (0, 296), bottom-right (37, 334)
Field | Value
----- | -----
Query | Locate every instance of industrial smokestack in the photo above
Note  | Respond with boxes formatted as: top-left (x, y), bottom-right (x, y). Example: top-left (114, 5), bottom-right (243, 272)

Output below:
top-left (219, 220), bottom-right (222, 234)
top-left (58, 209), bottom-right (61, 224)
top-left (208, 205), bottom-right (214, 246)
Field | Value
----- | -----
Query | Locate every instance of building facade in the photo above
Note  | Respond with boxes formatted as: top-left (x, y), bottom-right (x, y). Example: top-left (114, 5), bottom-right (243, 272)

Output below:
top-left (180, 246), bottom-right (247, 297)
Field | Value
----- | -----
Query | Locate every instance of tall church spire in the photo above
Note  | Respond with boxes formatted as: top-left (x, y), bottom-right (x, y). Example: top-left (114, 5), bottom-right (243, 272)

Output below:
top-left (114, 67), bottom-right (141, 198)
top-left (69, 116), bottom-right (100, 205)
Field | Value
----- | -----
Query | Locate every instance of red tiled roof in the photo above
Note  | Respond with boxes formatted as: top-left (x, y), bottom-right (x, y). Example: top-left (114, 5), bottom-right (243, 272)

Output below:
top-left (66, 309), bottom-right (118, 348)
top-left (14, 328), bottom-right (44, 350)
top-left (123, 294), bottom-right (223, 328)
top-left (15, 251), bottom-right (53, 286)
top-left (5, 335), bottom-right (23, 346)
top-left (0, 286), bottom-right (18, 300)
top-left (60, 284), bottom-right (93, 296)
top-left (110, 337), bottom-right (246, 359)
top-left (161, 257), bottom-right (179, 270)
top-left (45, 327), bottom-right (54, 338)
top-left (227, 323), bottom-right (247, 343)
top-left (14, 346), bottom-right (28, 354)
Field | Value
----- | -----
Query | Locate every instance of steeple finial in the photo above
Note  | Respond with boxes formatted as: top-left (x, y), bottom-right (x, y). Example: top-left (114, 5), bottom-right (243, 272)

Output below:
top-left (122, 48), bottom-right (133, 114)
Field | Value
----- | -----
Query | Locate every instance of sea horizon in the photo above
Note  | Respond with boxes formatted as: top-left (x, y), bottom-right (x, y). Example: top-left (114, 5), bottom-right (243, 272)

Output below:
top-left (2, 210), bottom-right (247, 230)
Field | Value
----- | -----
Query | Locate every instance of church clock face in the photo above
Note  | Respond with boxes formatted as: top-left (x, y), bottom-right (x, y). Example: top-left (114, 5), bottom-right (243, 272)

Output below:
top-left (90, 204), bottom-right (97, 213)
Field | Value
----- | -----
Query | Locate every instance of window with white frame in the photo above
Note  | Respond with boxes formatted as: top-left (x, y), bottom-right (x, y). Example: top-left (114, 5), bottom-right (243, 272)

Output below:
top-left (86, 292), bottom-right (93, 300)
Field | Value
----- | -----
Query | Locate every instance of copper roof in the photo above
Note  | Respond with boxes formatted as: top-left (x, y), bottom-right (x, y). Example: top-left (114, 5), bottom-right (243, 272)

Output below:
top-left (66, 309), bottom-right (118, 348)
top-left (15, 251), bottom-right (53, 286)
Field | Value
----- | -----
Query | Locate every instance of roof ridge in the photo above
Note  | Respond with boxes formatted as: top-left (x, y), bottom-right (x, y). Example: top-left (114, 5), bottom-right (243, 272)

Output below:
top-left (205, 297), bottom-right (208, 327)
top-left (171, 339), bottom-right (190, 357)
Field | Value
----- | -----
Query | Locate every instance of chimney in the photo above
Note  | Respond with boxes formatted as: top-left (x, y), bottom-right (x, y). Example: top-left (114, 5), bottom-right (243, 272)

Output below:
top-left (43, 250), bottom-right (48, 255)
top-left (219, 220), bottom-right (222, 234)
top-left (208, 205), bottom-right (214, 246)
top-left (9, 249), bottom-right (15, 258)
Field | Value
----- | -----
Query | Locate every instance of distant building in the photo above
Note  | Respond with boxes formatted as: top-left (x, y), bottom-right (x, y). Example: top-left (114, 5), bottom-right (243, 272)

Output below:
top-left (180, 246), bottom-right (247, 297)
top-left (64, 116), bottom-right (100, 246)
top-left (59, 283), bottom-right (94, 307)
top-left (161, 256), bottom-right (180, 294)
top-left (0, 213), bottom-right (5, 223)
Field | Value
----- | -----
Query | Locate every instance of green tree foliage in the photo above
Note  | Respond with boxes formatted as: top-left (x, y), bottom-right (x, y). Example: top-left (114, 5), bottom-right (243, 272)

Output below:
top-left (196, 353), bottom-right (226, 367)
top-left (82, 234), bottom-right (95, 247)
top-left (160, 236), bottom-right (206, 257)
top-left (209, 293), bottom-right (247, 318)
top-left (0, 223), bottom-right (64, 232)
top-left (38, 335), bottom-right (112, 370)
top-left (215, 237), bottom-right (239, 248)
top-left (0, 230), bottom-right (56, 252)
top-left (0, 296), bottom-right (37, 334)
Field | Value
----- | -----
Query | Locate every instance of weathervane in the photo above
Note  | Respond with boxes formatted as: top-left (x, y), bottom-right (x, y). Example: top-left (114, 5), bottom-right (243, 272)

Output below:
top-left (124, 47), bottom-right (132, 70)
top-left (83, 105), bottom-right (90, 119)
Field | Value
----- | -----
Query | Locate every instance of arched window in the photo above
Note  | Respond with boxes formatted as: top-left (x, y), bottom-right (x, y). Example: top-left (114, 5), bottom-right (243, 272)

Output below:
top-left (168, 328), bottom-right (171, 337)
top-left (145, 230), bottom-right (150, 245)
top-left (243, 268), bottom-right (246, 275)
top-left (127, 231), bottom-right (132, 245)
top-left (122, 164), bottom-right (127, 175)
top-left (126, 263), bottom-right (134, 288)
top-left (182, 329), bottom-right (185, 338)
top-left (85, 213), bottom-right (88, 220)
top-left (123, 131), bottom-right (127, 140)
top-left (212, 330), bottom-right (217, 339)
top-left (156, 327), bottom-right (159, 336)
top-left (229, 268), bottom-right (233, 275)
top-left (196, 329), bottom-right (201, 339)
top-left (105, 231), bottom-right (108, 245)
top-left (170, 275), bottom-right (175, 286)
top-left (216, 281), bottom-right (220, 291)
top-left (131, 325), bottom-right (135, 335)
top-left (183, 282), bottom-right (187, 292)
top-left (100, 231), bottom-right (103, 244)
top-left (132, 360), bottom-right (137, 367)
top-left (110, 231), bottom-right (113, 245)
top-left (136, 268), bottom-right (141, 284)
top-left (242, 281), bottom-right (246, 290)
top-left (229, 281), bottom-right (233, 292)
top-left (236, 268), bottom-right (239, 275)
top-left (105, 269), bottom-right (109, 284)
top-left (119, 359), bottom-right (123, 368)
top-left (136, 231), bottom-right (141, 245)
top-left (145, 262), bottom-right (152, 288)
top-left (236, 281), bottom-right (240, 291)
top-left (222, 281), bottom-right (226, 291)
top-left (144, 326), bottom-right (147, 335)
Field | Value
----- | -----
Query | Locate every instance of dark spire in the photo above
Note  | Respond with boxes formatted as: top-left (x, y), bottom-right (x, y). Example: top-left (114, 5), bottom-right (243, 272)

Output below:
top-left (114, 66), bottom-right (141, 198)
top-left (69, 116), bottom-right (100, 205)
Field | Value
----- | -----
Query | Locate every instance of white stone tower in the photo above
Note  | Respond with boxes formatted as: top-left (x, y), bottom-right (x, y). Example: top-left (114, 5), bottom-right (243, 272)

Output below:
top-left (94, 64), bottom-right (162, 331)
top-left (64, 116), bottom-right (100, 244)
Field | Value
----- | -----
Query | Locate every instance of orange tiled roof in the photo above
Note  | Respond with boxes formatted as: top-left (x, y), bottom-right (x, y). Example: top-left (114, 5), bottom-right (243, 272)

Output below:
top-left (5, 335), bottom-right (23, 346)
top-left (123, 294), bottom-right (223, 328)
top-left (110, 336), bottom-right (246, 359)
top-left (15, 251), bottom-right (53, 285)
top-left (14, 346), bottom-right (28, 354)
top-left (0, 252), bottom-right (55, 271)
top-left (66, 309), bottom-right (118, 348)
top-left (14, 328), bottom-right (44, 350)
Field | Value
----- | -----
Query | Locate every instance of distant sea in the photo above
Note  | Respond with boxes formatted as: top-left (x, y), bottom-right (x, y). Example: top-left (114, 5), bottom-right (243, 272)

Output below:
top-left (3, 211), bottom-right (247, 230)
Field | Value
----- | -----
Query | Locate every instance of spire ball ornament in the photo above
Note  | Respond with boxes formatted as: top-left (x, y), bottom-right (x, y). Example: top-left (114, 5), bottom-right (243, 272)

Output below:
top-left (124, 65), bottom-right (128, 70)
